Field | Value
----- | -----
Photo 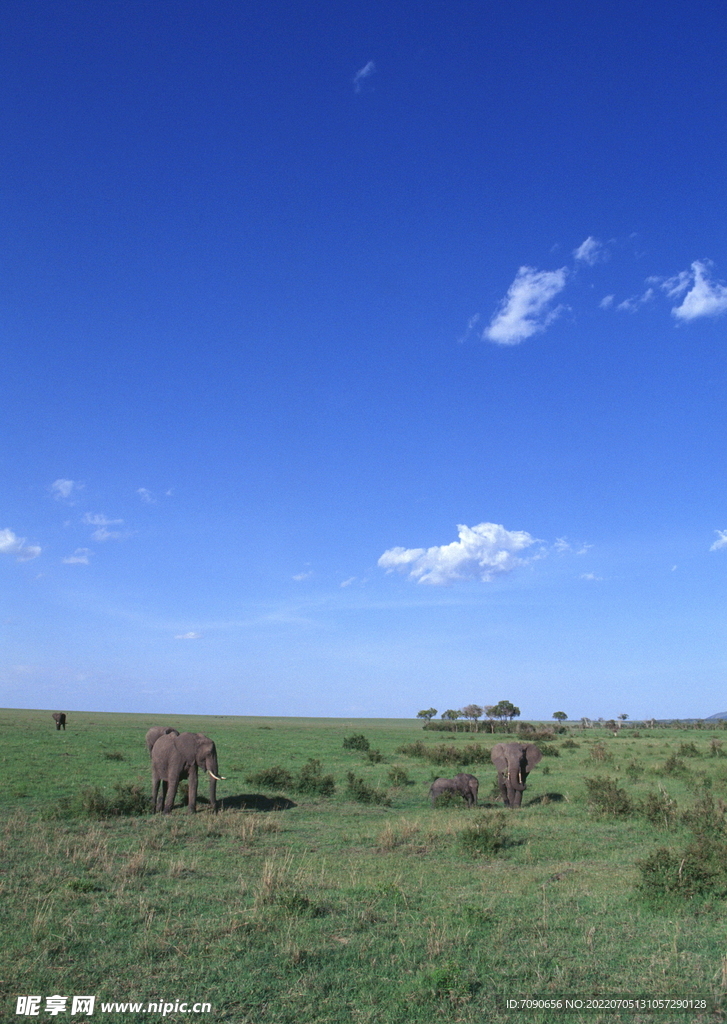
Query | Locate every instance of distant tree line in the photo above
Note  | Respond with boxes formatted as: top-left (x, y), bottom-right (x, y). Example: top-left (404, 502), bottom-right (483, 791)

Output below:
top-left (416, 701), bottom-right (522, 733)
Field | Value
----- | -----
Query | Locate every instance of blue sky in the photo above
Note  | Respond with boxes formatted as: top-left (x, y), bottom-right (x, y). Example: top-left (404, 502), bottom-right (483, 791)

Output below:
top-left (2, 1), bottom-right (726, 720)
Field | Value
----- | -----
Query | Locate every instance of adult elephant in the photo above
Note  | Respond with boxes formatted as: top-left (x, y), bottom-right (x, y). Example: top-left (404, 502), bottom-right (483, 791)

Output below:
top-left (52, 712), bottom-right (66, 731)
top-left (429, 772), bottom-right (479, 807)
top-left (491, 742), bottom-right (542, 808)
top-left (151, 732), bottom-right (225, 814)
top-left (145, 726), bottom-right (180, 755)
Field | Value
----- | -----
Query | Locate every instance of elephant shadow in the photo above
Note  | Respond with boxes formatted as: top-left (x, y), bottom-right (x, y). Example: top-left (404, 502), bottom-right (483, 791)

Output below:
top-left (526, 792), bottom-right (566, 806)
top-left (220, 792), bottom-right (297, 812)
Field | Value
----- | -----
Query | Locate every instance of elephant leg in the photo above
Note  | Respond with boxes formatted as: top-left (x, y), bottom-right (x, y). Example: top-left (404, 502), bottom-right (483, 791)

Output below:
top-left (187, 765), bottom-right (198, 813)
top-left (163, 775), bottom-right (178, 813)
top-left (497, 772), bottom-right (511, 806)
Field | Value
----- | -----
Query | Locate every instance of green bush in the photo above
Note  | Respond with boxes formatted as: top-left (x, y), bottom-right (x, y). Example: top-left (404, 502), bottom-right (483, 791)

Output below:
top-left (637, 788), bottom-right (678, 828)
top-left (677, 741), bottom-right (701, 757)
top-left (366, 749), bottom-right (383, 763)
top-left (103, 751), bottom-right (125, 761)
top-left (458, 813), bottom-right (508, 858)
top-left (584, 776), bottom-right (633, 818)
top-left (245, 765), bottom-right (294, 790)
top-left (387, 765), bottom-right (410, 785)
top-left (589, 742), bottom-right (612, 763)
top-left (539, 743), bottom-right (560, 757)
top-left (637, 838), bottom-right (727, 900)
top-left (345, 771), bottom-right (391, 805)
top-left (680, 793), bottom-right (726, 839)
top-left (395, 741), bottom-right (490, 767)
top-left (297, 759), bottom-right (335, 796)
top-left (54, 782), bottom-right (148, 819)
top-left (561, 739), bottom-right (580, 749)
top-left (343, 734), bottom-right (370, 751)
top-left (625, 759), bottom-right (643, 782)
top-left (661, 754), bottom-right (688, 775)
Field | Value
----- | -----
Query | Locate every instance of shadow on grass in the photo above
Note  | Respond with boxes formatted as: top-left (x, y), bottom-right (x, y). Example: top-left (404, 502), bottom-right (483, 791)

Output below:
top-left (220, 792), bottom-right (297, 811)
top-left (526, 792), bottom-right (566, 806)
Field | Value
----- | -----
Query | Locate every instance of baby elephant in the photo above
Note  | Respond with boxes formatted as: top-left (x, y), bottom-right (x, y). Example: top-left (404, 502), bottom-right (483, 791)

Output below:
top-left (52, 712), bottom-right (66, 731)
top-left (429, 772), bottom-right (478, 808)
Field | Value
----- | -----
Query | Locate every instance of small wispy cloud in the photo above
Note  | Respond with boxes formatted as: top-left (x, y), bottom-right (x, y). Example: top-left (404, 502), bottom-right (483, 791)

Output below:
top-left (458, 312), bottom-right (480, 344)
top-left (353, 60), bottom-right (376, 93)
top-left (83, 513), bottom-right (123, 527)
top-left (378, 521), bottom-right (539, 585)
top-left (573, 236), bottom-right (607, 266)
top-left (62, 548), bottom-right (92, 565)
top-left (175, 632), bottom-right (201, 639)
top-left (340, 576), bottom-right (356, 588)
top-left (292, 571), bottom-right (313, 581)
top-left (484, 266), bottom-right (568, 345)
top-left (0, 528), bottom-right (41, 562)
top-left (710, 530), bottom-right (727, 552)
top-left (599, 295), bottom-right (615, 309)
top-left (616, 288), bottom-right (655, 313)
top-left (554, 537), bottom-right (592, 555)
top-left (137, 488), bottom-right (155, 503)
top-left (580, 572), bottom-right (603, 581)
top-left (51, 479), bottom-right (83, 503)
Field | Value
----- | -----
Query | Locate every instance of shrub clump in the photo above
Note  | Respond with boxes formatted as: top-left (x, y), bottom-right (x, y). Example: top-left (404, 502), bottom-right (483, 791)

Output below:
top-left (661, 754), bottom-right (688, 775)
top-left (584, 776), bottom-right (633, 818)
top-left (637, 787), bottom-right (678, 829)
top-left (395, 741), bottom-right (490, 767)
top-left (560, 739), bottom-right (580, 749)
top-left (296, 759), bottom-right (335, 796)
top-left (588, 742), bottom-right (613, 763)
top-left (366, 749), bottom-right (383, 763)
top-left (55, 782), bottom-right (148, 819)
top-left (103, 751), bottom-right (125, 761)
top-left (343, 734), bottom-right (370, 751)
top-left (677, 741), bottom-right (701, 757)
top-left (345, 771), bottom-right (391, 806)
top-left (387, 765), bottom-right (411, 786)
top-left (246, 765), bottom-right (294, 790)
top-left (637, 838), bottom-right (727, 900)
top-left (458, 813), bottom-right (509, 858)
top-left (539, 743), bottom-right (560, 757)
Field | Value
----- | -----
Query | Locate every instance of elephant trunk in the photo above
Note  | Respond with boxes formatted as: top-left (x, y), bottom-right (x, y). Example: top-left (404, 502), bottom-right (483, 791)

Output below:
top-left (509, 769), bottom-right (526, 792)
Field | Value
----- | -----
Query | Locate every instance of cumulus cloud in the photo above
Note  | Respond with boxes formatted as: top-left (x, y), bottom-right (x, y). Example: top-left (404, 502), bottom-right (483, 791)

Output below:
top-left (82, 512), bottom-right (129, 541)
top-left (378, 521), bottom-right (539, 585)
top-left (710, 530), bottom-right (727, 552)
top-left (667, 261), bottom-right (727, 321)
top-left (63, 548), bottom-right (92, 565)
top-left (175, 632), bottom-right (201, 639)
top-left (484, 266), bottom-right (568, 345)
top-left (353, 60), bottom-right (376, 92)
top-left (0, 528), bottom-right (41, 562)
top-left (573, 236), bottom-right (606, 265)
top-left (51, 479), bottom-right (83, 503)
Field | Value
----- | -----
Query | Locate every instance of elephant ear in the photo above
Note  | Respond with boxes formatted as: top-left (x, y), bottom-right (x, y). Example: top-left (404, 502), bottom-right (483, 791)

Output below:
top-left (524, 744), bottom-right (543, 769)
top-left (490, 743), bottom-right (507, 770)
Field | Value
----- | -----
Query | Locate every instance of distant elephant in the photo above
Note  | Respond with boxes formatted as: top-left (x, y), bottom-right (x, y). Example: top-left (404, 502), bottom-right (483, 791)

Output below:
top-left (151, 731), bottom-right (225, 813)
top-left (491, 742), bottom-right (542, 808)
top-left (145, 726), bottom-right (180, 755)
top-left (52, 712), bottom-right (66, 731)
top-left (429, 772), bottom-right (479, 807)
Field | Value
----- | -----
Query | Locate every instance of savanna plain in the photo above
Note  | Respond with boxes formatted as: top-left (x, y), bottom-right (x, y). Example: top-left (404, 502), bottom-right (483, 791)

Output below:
top-left (2, 709), bottom-right (727, 1024)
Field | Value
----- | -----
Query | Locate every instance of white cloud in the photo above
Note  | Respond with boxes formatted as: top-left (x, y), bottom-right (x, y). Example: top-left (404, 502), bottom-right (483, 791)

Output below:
top-left (616, 288), bottom-right (655, 313)
top-left (137, 488), bottom-right (154, 503)
top-left (51, 479), bottom-right (83, 502)
top-left (573, 236), bottom-right (606, 265)
top-left (91, 527), bottom-right (128, 542)
top-left (580, 572), bottom-right (603, 581)
top-left (353, 60), bottom-right (376, 93)
top-left (457, 312), bottom-right (480, 344)
top-left (0, 528), bottom-right (41, 562)
top-left (340, 577), bottom-right (356, 588)
top-left (292, 571), bottom-right (313, 581)
top-left (378, 521), bottom-right (539, 585)
top-left (484, 266), bottom-right (568, 345)
top-left (83, 513), bottom-right (123, 527)
top-left (710, 530), bottom-right (727, 552)
top-left (63, 548), bottom-right (92, 565)
top-left (668, 261), bottom-right (727, 321)
top-left (175, 632), bottom-right (201, 639)
top-left (599, 295), bottom-right (615, 309)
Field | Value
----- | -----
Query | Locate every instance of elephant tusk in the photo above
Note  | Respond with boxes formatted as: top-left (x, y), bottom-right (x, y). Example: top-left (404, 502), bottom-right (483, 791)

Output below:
top-left (208, 771), bottom-right (225, 781)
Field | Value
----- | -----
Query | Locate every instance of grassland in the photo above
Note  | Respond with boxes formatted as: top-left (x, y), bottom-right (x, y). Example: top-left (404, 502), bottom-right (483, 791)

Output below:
top-left (1, 708), bottom-right (726, 1023)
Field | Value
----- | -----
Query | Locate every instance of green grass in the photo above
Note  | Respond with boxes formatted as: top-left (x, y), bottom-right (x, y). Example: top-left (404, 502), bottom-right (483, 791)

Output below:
top-left (1, 708), bottom-right (726, 1022)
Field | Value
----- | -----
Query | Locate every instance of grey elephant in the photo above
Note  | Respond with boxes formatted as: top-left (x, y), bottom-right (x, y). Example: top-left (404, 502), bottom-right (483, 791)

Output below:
top-left (52, 712), bottom-right (66, 731)
top-left (429, 772), bottom-right (479, 807)
top-left (491, 742), bottom-right (542, 808)
top-left (151, 731), bottom-right (225, 813)
top-left (145, 726), bottom-right (180, 755)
